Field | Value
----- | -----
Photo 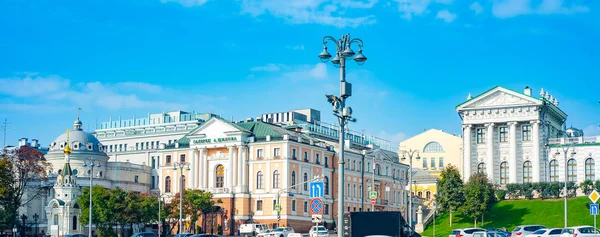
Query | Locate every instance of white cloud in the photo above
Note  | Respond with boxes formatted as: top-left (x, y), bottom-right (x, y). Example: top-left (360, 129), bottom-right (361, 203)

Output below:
top-left (470, 2), bottom-right (484, 14)
top-left (583, 124), bottom-right (600, 136)
top-left (286, 44), bottom-right (305, 51)
top-left (282, 64), bottom-right (329, 80)
top-left (0, 74), bottom-right (187, 111)
top-left (239, 0), bottom-right (377, 28)
top-left (160, 0), bottom-right (209, 7)
top-left (250, 63), bottom-right (283, 72)
top-left (394, 0), bottom-right (431, 20)
top-left (436, 10), bottom-right (457, 22)
top-left (492, 0), bottom-right (589, 18)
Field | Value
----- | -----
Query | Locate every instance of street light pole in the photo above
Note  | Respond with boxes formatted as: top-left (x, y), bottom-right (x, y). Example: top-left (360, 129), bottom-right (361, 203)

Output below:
top-left (556, 142), bottom-right (575, 228)
top-left (400, 149), bottom-right (420, 234)
top-left (83, 159), bottom-right (101, 237)
top-left (173, 162), bottom-right (190, 234)
top-left (318, 33), bottom-right (367, 237)
top-left (33, 213), bottom-right (39, 237)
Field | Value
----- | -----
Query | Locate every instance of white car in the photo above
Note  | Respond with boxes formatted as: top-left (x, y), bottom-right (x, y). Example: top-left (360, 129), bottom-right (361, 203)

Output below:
top-left (268, 227), bottom-right (295, 237)
top-left (524, 229), bottom-right (549, 237)
top-left (240, 224), bottom-right (269, 237)
top-left (258, 230), bottom-right (273, 237)
top-left (473, 231), bottom-right (509, 237)
top-left (450, 228), bottom-right (486, 237)
top-left (309, 226), bottom-right (329, 237)
top-left (562, 226), bottom-right (600, 237)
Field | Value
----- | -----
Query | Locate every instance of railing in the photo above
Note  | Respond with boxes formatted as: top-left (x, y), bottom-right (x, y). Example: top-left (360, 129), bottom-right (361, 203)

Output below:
top-left (293, 122), bottom-right (394, 151)
top-left (207, 187), bottom-right (230, 194)
top-left (548, 136), bottom-right (600, 145)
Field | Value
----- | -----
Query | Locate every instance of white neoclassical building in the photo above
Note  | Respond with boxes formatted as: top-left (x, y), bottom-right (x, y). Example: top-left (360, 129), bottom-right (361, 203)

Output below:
top-left (456, 86), bottom-right (567, 185)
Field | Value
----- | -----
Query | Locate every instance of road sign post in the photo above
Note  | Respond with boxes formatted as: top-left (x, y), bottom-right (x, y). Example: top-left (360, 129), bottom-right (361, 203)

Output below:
top-left (590, 190), bottom-right (600, 237)
top-left (310, 182), bottom-right (325, 199)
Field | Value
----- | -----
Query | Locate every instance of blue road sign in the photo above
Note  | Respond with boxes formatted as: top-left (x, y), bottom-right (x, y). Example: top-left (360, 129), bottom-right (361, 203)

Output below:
top-left (591, 204), bottom-right (599, 215)
top-left (310, 198), bottom-right (323, 214)
top-left (310, 181), bottom-right (324, 199)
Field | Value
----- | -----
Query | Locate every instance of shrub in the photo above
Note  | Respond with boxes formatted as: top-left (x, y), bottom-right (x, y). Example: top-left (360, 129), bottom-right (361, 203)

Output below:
top-left (495, 189), bottom-right (507, 201)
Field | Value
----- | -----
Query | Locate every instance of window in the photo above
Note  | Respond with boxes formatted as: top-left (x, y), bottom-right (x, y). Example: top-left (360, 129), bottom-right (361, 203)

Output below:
top-left (347, 184), bottom-right (351, 196)
top-left (134, 175), bottom-right (139, 183)
top-left (324, 204), bottom-right (329, 215)
top-left (586, 158), bottom-right (595, 181)
top-left (325, 156), bottom-right (329, 167)
top-left (353, 184), bottom-right (357, 197)
top-left (568, 159), bottom-right (577, 182)
top-left (180, 154), bottom-right (186, 162)
top-left (257, 171), bottom-right (264, 189)
top-left (426, 191), bottom-right (431, 200)
top-left (423, 142), bottom-right (444, 152)
top-left (151, 176), bottom-right (155, 189)
top-left (165, 176), bottom-right (171, 193)
top-left (257, 149), bottom-right (264, 158)
top-left (119, 144), bottom-right (122, 151)
top-left (353, 160), bottom-right (356, 170)
top-left (304, 151), bottom-right (308, 161)
top-left (166, 155), bottom-right (172, 164)
top-left (72, 216), bottom-right (77, 230)
top-left (136, 143), bottom-right (139, 150)
top-left (550, 160), bottom-right (559, 182)
top-left (358, 162), bottom-right (362, 172)
top-left (430, 158), bottom-right (436, 168)
top-left (423, 159), bottom-right (428, 169)
top-left (439, 157), bottom-right (444, 168)
top-left (291, 171), bottom-right (296, 189)
top-left (292, 200), bottom-right (296, 211)
top-left (274, 148), bottom-right (281, 157)
top-left (324, 176), bottom-right (329, 195)
top-left (215, 165), bottom-right (224, 188)
top-left (523, 161), bottom-right (532, 183)
top-left (273, 170), bottom-right (281, 188)
top-left (477, 128), bottom-right (486, 144)
top-left (367, 163), bottom-right (371, 172)
top-left (417, 191), bottom-right (423, 198)
top-left (303, 173), bottom-right (308, 191)
top-left (304, 201), bottom-right (308, 212)
top-left (499, 127), bottom-right (509, 143)
top-left (256, 200), bottom-right (263, 211)
top-left (151, 156), bottom-right (156, 169)
top-left (292, 148), bottom-right (297, 159)
top-left (316, 154), bottom-right (320, 164)
top-left (522, 125), bottom-right (532, 141)
top-left (500, 162), bottom-right (509, 185)
top-left (478, 162), bottom-right (486, 174)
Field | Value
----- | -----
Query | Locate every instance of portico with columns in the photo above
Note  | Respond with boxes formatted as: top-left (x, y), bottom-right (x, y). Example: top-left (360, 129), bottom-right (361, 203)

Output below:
top-left (456, 86), bottom-right (567, 185)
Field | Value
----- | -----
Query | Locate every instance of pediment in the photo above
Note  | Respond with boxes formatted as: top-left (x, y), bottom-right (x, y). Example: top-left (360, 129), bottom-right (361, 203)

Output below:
top-left (457, 87), bottom-right (541, 110)
top-left (187, 118), bottom-right (249, 138)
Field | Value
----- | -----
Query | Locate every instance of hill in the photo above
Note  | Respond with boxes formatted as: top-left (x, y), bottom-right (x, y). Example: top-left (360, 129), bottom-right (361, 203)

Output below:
top-left (421, 197), bottom-right (595, 237)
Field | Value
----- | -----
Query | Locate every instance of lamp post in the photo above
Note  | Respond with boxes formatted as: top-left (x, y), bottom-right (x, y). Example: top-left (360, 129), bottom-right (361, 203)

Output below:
top-left (83, 159), bottom-right (101, 237)
top-left (33, 213), bottom-right (39, 237)
top-left (400, 149), bottom-right (420, 234)
top-left (158, 193), bottom-right (169, 237)
top-left (173, 161), bottom-right (190, 234)
top-left (318, 33), bottom-right (367, 237)
top-left (555, 140), bottom-right (576, 228)
top-left (21, 214), bottom-right (27, 237)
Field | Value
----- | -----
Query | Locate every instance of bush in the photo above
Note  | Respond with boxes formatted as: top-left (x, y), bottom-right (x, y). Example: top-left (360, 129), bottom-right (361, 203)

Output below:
top-left (496, 189), bottom-right (507, 201)
top-left (502, 182), bottom-right (579, 200)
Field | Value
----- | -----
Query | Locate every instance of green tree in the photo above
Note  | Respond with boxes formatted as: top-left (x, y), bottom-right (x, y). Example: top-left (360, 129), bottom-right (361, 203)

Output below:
top-left (185, 190), bottom-right (218, 233)
top-left (435, 164), bottom-right (464, 226)
top-left (78, 185), bottom-right (116, 237)
top-left (461, 173), bottom-right (496, 227)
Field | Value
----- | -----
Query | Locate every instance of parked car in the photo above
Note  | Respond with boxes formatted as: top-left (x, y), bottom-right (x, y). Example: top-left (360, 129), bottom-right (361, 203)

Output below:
top-left (131, 232), bottom-right (158, 237)
top-left (268, 227), bottom-right (295, 237)
top-left (487, 228), bottom-right (512, 237)
top-left (473, 230), bottom-right (509, 237)
top-left (524, 229), bottom-right (549, 237)
top-left (309, 226), bottom-right (329, 237)
top-left (562, 226), bottom-right (600, 237)
top-left (512, 225), bottom-right (547, 237)
top-left (174, 234), bottom-right (194, 237)
top-left (542, 228), bottom-right (567, 237)
top-left (240, 224), bottom-right (269, 237)
top-left (258, 230), bottom-right (273, 237)
top-left (189, 234), bottom-right (218, 237)
top-left (63, 235), bottom-right (87, 237)
top-left (450, 228), bottom-right (486, 237)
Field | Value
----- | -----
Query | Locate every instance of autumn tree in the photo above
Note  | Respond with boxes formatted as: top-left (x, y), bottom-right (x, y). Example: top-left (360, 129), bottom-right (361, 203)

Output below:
top-left (0, 146), bottom-right (50, 231)
top-left (435, 164), bottom-right (464, 226)
top-left (461, 173), bottom-right (496, 227)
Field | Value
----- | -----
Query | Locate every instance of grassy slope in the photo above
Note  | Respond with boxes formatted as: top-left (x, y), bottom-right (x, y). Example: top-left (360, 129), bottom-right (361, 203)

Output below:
top-left (422, 197), bottom-right (595, 237)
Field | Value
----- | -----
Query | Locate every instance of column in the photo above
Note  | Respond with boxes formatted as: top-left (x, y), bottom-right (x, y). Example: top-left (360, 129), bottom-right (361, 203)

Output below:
top-left (486, 123), bottom-right (495, 182)
top-left (242, 146), bottom-right (248, 190)
top-left (463, 124), bottom-right (472, 182)
top-left (232, 147), bottom-right (238, 188)
top-left (509, 122), bottom-right (518, 183)
top-left (532, 120), bottom-right (541, 182)
top-left (201, 149), bottom-right (208, 189)
top-left (228, 146), bottom-right (235, 190)
top-left (237, 146), bottom-right (243, 187)
top-left (191, 149), bottom-right (197, 188)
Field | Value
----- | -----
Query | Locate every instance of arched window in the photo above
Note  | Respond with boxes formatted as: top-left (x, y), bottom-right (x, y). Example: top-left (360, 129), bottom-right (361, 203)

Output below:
top-left (303, 173), bottom-right (308, 191)
top-left (291, 171), bottom-right (296, 189)
top-left (304, 151), bottom-right (308, 161)
top-left (72, 216), bottom-right (77, 230)
top-left (500, 162), bottom-right (509, 185)
top-left (180, 154), bottom-right (186, 162)
top-left (165, 176), bottom-right (171, 193)
top-left (550, 160), bottom-right (559, 182)
top-left (316, 154), bottom-right (320, 164)
top-left (586, 158), bottom-right (595, 181)
top-left (324, 176), bottom-right (329, 195)
top-left (376, 164), bottom-right (381, 175)
top-left (477, 162), bottom-right (486, 174)
top-left (568, 159), bottom-right (577, 182)
top-left (423, 142), bottom-right (444, 152)
top-left (523, 161), bottom-right (532, 183)
top-left (273, 170), bottom-right (281, 188)
top-left (215, 165), bottom-right (224, 188)
top-left (256, 171), bottom-right (264, 189)
top-left (325, 156), bottom-right (329, 167)
top-left (417, 191), bottom-right (423, 198)
top-left (181, 175), bottom-right (186, 190)
top-left (426, 191), bottom-right (431, 200)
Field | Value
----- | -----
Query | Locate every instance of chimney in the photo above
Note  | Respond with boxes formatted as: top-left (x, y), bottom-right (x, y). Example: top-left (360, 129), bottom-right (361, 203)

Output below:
top-left (18, 138), bottom-right (28, 147)
top-left (246, 117), bottom-right (254, 122)
top-left (31, 139), bottom-right (39, 148)
top-left (524, 86), bottom-right (532, 96)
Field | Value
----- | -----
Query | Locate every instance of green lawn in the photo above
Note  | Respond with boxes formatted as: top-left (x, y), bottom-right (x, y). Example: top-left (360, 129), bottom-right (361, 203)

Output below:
top-left (421, 197), bottom-right (596, 237)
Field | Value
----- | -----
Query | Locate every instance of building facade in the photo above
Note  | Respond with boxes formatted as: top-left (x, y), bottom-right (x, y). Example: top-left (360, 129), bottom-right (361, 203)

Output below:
top-left (456, 86), bottom-right (567, 185)
top-left (399, 129), bottom-right (463, 178)
top-left (547, 132), bottom-right (600, 184)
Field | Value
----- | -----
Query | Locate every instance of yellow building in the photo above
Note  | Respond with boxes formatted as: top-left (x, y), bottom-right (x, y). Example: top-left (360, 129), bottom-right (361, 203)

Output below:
top-left (399, 129), bottom-right (463, 178)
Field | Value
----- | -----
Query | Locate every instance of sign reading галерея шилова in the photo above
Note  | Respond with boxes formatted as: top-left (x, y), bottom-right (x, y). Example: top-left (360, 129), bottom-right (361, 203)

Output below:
top-left (193, 137), bottom-right (237, 144)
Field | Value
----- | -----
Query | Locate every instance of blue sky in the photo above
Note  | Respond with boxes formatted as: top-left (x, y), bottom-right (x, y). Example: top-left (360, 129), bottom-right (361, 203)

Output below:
top-left (1, 0), bottom-right (599, 148)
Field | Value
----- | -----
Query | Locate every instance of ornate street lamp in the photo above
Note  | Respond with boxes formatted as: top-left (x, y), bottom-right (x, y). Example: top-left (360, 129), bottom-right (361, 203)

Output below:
top-left (173, 161), bottom-right (190, 234)
top-left (400, 149), bottom-right (420, 235)
top-left (83, 159), bottom-right (101, 237)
